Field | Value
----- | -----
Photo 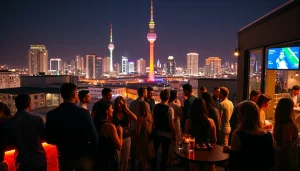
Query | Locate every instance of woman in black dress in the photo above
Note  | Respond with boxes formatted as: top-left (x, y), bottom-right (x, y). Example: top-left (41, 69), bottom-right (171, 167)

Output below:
top-left (93, 101), bottom-right (123, 171)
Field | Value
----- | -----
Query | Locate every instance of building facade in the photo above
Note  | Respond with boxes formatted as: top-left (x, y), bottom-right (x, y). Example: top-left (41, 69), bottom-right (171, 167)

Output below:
top-left (86, 55), bottom-right (96, 79)
top-left (114, 63), bottom-right (120, 75)
top-left (0, 71), bottom-right (20, 89)
top-left (187, 53), bottom-right (199, 75)
top-left (122, 56), bottom-right (129, 74)
top-left (28, 45), bottom-right (48, 75)
top-left (205, 57), bottom-right (222, 77)
top-left (95, 57), bottom-right (102, 79)
top-left (166, 56), bottom-right (176, 75)
top-left (129, 62), bottom-right (135, 73)
top-left (136, 58), bottom-right (146, 74)
top-left (102, 57), bottom-right (110, 74)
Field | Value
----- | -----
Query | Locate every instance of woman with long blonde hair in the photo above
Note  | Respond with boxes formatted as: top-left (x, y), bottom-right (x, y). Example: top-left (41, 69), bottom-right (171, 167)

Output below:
top-left (135, 101), bottom-right (155, 171)
top-left (229, 101), bottom-right (274, 171)
top-left (274, 98), bottom-right (299, 171)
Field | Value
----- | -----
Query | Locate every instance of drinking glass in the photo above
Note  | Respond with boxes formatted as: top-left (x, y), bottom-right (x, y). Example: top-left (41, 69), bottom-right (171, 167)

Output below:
top-left (189, 136), bottom-right (195, 151)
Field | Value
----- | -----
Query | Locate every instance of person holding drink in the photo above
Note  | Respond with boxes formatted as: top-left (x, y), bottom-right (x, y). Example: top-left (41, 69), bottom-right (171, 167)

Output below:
top-left (185, 98), bottom-right (217, 171)
top-left (113, 96), bottom-right (137, 171)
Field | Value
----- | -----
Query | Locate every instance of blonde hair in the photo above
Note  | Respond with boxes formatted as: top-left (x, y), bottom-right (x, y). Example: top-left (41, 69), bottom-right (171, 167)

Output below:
top-left (237, 100), bottom-right (262, 132)
top-left (138, 101), bottom-right (153, 124)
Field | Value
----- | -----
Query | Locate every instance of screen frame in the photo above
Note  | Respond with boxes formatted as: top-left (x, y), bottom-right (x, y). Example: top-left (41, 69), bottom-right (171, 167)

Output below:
top-left (266, 46), bottom-right (300, 70)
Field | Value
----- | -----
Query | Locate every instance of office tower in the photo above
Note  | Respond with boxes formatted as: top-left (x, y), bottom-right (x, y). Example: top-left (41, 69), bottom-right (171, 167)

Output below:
top-left (114, 63), bottom-right (120, 75)
top-left (70, 60), bottom-right (76, 74)
top-left (63, 62), bottom-right (68, 74)
top-left (157, 59), bottom-right (161, 69)
top-left (108, 24), bottom-right (115, 72)
top-left (136, 58), bottom-right (146, 74)
top-left (95, 57), bottom-right (102, 79)
top-left (166, 56), bottom-right (176, 74)
top-left (50, 58), bottom-right (62, 72)
top-left (187, 53), bottom-right (199, 75)
top-left (129, 62), bottom-right (135, 73)
top-left (28, 45), bottom-right (48, 75)
top-left (75, 55), bottom-right (81, 73)
top-left (147, 0), bottom-right (157, 81)
top-left (102, 57), bottom-right (110, 74)
top-left (205, 57), bottom-right (221, 77)
top-left (80, 57), bottom-right (85, 73)
top-left (122, 56), bottom-right (129, 74)
top-left (86, 55), bottom-right (96, 79)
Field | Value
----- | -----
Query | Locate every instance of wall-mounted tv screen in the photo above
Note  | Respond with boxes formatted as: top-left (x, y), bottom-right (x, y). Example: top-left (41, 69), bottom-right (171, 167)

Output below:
top-left (267, 46), bottom-right (300, 70)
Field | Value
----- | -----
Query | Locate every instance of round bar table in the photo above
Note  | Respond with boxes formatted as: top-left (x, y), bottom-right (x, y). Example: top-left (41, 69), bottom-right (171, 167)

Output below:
top-left (175, 144), bottom-right (229, 171)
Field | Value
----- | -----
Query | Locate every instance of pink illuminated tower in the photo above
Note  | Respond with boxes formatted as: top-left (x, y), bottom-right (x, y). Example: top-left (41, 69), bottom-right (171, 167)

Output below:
top-left (147, 0), bottom-right (157, 82)
top-left (108, 24), bottom-right (114, 72)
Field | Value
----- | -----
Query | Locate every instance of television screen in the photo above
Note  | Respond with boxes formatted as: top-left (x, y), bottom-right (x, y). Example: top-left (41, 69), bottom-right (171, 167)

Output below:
top-left (267, 47), bottom-right (300, 70)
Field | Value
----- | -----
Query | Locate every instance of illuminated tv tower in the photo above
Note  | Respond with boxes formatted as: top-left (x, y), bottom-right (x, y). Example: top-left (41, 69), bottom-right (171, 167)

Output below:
top-left (147, 0), bottom-right (157, 82)
top-left (108, 24), bottom-right (114, 72)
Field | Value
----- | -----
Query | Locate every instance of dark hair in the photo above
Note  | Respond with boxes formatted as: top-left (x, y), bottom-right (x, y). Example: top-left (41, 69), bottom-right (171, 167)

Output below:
top-left (169, 90), bottom-right (177, 103)
top-left (249, 90), bottom-right (261, 98)
top-left (220, 87), bottom-right (229, 98)
top-left (200, 86), bottom-right (207, 91)
top-left (214, 87), bottom-right (220, 92)
top-left (0, 102), bottom-right (11, 116)
top-left (147, 87), bottom-right (154, 92)
top-left (60, 83), bottom-right (77, 100)
top-left (182, 84), bottom-right (192, 93)
top-left (102, 88), bottom-right (112, 96)
top-left (160, 89), bottom-right (170, 102)
top-left (113, 96), bottom-right (125, 113)
top-left (292, 85), bottom-right (300, 90)
top-left (15, 93), bottom-right (31, 110)
top-left (93, 101), bottom-right (113, 129)
top-left (137, 87), bottom-right (147, 97)
top-left (78, 90), bottom-right (89, 101)
top-left (256, 94), bottom-right (272, 108)
top-left (190, 98), bottom-right (210, 142)
top-left (201, 92), bottom-right (216, 111)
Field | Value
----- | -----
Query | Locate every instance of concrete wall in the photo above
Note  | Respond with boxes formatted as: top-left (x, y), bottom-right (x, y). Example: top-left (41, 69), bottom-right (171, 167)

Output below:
top-left (21, 75), bottom-right (78, 88)
top-left (237, 1), bottom-right (300, 102)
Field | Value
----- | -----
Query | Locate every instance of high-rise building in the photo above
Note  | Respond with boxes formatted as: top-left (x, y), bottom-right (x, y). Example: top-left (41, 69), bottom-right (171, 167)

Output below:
top-left (86, 55), bottom-right (96, 79)
top-left (129, 62), bottom-right (135, 73)
top-left (63, 62), bottom-right (68, 74)
top-left (157, 59), bottom-right (161, 69)
top-left (0, 71), bottom-right (20, 89)
top-left (187, 53), bottom-right (199, 75)
top-left (147, 0), bottom-right (157, 81)
top-left (166, 56), bottom-right (176, 74)
top-left (122, 56), bottom-right (129, 74)
top-left (205, 57), bottom-right (221, 77)
top-left (102, 57), bottom-right (110, 74)
top-left (136, 58), bottom-right (146, 74)
top-left (75, 55), bottom-right (82, 75)
top-left (28, 45), bottom-right (48, 75)
top-left (114, 63), bottom-right (120, 75)
top-left (108, 24), bottom-right (115, 72)
top-left (80, 57), bottom-right (85, 73)
top-left (49, 58), bottom-right (62, 72)
top-left (70, 60), bottom-right (76, 74)
top-left (95, 57), bottom-right (102, 79)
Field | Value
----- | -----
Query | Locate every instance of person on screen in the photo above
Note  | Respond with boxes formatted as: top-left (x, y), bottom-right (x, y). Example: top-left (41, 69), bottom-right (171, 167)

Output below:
top-left (276, 51), bottom-right (288, 69)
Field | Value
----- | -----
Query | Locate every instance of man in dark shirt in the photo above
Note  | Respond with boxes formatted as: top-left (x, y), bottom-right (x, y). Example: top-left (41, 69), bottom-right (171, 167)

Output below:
top-left (3, 93), bottom-right (47, 171)
top-left (45, 83), bottom-right (98, 171)
top-left (212, 87), bottom-right (221, 110)
top-left (181, 83), bottom-right (196, 133)
top-left (145, 86), bottom-right (155, 112)
top-left (91, 87), bottom-right (112, 119)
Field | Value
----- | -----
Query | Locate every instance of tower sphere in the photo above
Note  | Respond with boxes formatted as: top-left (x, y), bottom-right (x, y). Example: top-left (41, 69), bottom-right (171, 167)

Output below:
top-left (108, 43), bottom-right (114, 50)
top-left (147, 33), bottom-right (157, 42)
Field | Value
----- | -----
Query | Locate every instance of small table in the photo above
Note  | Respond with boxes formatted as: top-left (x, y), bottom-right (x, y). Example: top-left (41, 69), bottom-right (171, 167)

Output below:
top-left (175, 144), bottom-right (229, 170)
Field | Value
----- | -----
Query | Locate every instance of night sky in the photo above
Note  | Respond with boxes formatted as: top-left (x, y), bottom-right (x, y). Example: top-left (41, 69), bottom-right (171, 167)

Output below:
top-left (0, 0), bottom-right (287, 68)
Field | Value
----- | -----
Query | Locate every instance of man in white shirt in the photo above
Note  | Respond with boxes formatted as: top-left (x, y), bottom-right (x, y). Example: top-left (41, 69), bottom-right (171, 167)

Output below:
top-left (78, 90), bottom-right (91, 110)
top-left (289, 85), bottom-right (300, 105)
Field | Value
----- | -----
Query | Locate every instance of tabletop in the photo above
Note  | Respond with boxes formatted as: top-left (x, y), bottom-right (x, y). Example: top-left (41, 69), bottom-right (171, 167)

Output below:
top-left (175, 144), bottom-right (229, 164)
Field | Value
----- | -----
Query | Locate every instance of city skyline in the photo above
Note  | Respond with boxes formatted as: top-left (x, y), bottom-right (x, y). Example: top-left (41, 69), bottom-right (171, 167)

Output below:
top-left (0, 0), bottom-right (287, 67)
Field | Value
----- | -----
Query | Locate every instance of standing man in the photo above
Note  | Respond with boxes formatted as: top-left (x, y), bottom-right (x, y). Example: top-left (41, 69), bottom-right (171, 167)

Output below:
top-left (78, 90), bottom-right (91, 110)
top-left (3, 93), bottom-right (47, 171)
top-left (45, 83), bottom-right (98, 171)
top-left (219, 87), bottom-right (234, 146)
top-left (181, 84), bottom-right (196, 133)
top-left (145, 87), bottom-right (155, 112)
top-left (199, 86), bottom-right (207, 97)
top-left (212, 87), bottom-right (221, 110)
top-left (289, 85), bottom-right (300, 106)
top-left (129, 87), bottom-right (147, 171)
top-left (91, 88), bottom-right (113, 118)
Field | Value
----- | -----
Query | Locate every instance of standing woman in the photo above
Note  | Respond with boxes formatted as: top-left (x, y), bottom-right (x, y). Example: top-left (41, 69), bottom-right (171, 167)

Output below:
top-left (201, 92), bottom-right (221, 145)
top-left (93, 101), bottom-right (123, 171)
top-left (168, 90), bottom-right (182, 145)
top-left (256, 94), bottom-right (272, 129)
top-left (135, 101), bottom-right (155, 171)
top-left (274, 98), bottom-right (299, 171)
top-left (113, 96), bottom-right (137, 171)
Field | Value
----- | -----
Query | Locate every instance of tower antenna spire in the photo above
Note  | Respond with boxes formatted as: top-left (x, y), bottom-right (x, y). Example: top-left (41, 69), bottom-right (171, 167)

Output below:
top-left (110, 23), bottom-right (113, 43)
top-left (150, 0), bottom-right (153, 21)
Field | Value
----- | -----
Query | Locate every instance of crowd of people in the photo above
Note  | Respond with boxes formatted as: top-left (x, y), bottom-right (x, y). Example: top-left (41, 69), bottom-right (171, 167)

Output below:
top-left (0, 82), bottom-right (299, 171)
